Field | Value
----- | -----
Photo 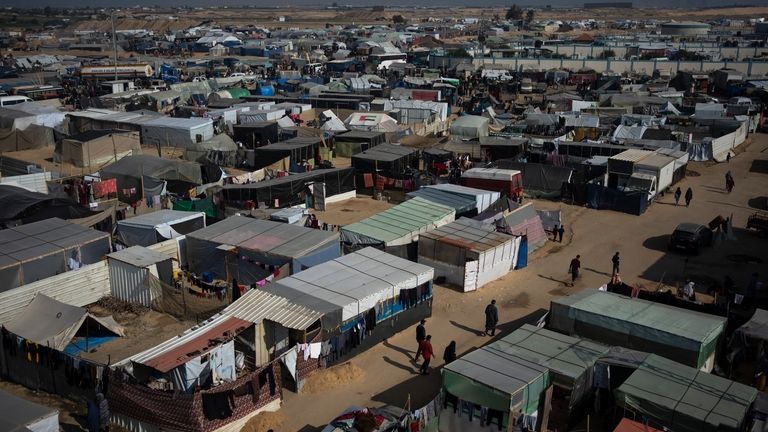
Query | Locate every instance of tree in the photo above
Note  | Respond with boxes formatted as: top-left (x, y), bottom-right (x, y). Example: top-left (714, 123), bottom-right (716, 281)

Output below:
top-left (598, 49), bottom-right (616, 59)
top-left (392, 15), bottom-right (406, 24)
top-left (506, 5), bottom-right (523, 20)
top-left (525, 9), bottom-right (535, 25)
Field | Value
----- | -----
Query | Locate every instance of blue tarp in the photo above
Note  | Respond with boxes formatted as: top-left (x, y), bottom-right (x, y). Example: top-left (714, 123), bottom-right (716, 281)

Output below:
top-left (516, 236), bottom-right (528, 269)
top-left (63, 336), bottom-right (117, 356)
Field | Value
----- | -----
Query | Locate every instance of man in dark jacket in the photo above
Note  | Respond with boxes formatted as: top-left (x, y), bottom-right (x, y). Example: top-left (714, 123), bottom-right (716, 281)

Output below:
top-left (611, 252), bottom-right (620, 276)
top-left (484, 300), bottom-right (499, 336)
top-left (415, 319), bottom-right (426, 361)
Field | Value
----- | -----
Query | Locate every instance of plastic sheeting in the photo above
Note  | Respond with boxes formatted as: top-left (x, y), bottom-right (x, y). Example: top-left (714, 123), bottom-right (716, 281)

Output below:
top-left (117, 210), bottom-right (205, 247)
top-left (221, 168), bottom-right (355, 208)
top-left (549, 289), bottom-right (726, 370)
top-left (496, 162), bottom-right (572, 198)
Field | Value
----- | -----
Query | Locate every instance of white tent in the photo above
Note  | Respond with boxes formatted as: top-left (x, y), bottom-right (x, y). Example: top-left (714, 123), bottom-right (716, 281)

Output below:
top-left (117, 209), bottom-right (206, 247)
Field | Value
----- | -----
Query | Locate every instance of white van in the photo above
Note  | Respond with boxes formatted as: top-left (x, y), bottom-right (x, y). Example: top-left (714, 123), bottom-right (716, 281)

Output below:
top-left (520, 78), bottom-right (533, 93)
top-left (0, 95), bottom-right (32, 107)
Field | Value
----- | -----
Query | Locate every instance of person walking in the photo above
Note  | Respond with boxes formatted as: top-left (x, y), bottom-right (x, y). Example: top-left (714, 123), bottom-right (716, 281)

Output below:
top-left (414, 319), bottom-right (426, 361)
top-left (684, 187), bottom-right (693, 207)
top-left (569, 255), bottom-right (581, 286)
top-left (727, 152), bottom-right (731, 163)
top-left (443, 340), bottom-right (457, 364)
top-left (484, 300), bottom-right (499, 336)
top-left (558, 225), bottom-right (565, 243)
top-left (674, 187), bottom-right (682, 206)
top-left (611, 252), bottom-right (620, 276)
top-left (419, 335), bottom-right (434, 375)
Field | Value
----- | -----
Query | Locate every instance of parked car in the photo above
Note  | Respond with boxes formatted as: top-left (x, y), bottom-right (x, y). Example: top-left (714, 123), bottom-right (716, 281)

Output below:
top-left (668, 223), bottom-right (713, 254)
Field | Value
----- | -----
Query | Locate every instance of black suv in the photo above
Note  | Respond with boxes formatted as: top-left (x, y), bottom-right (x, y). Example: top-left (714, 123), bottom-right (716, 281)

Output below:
top-left (668, 223), bottom-right (713, 254)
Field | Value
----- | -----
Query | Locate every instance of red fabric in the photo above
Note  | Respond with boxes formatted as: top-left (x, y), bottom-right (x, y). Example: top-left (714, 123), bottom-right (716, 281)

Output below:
top-left (375, 176), bottom-right (385, 191)
top-left (92, 179), bottom-right (117, 197)
top-left (363, 173), bottom-right (374, 188)
top-left (419, 340), bottom-right (434, 360)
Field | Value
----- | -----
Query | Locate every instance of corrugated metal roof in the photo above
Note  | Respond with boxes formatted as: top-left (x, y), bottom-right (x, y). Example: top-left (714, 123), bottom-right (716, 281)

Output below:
top-left (406, 188), bottom-right (477, 214)
top-left (188, 216), bottom-right (338, 259)
top-left (117, 210), bottom-right (205, 229)
top-left (420, 218), bottom-right (512, 252)
top-left (222, 288), bottom-right (323, 331)
top-left (634, 153), bottom-right (676, 169)
top-left (609, 149), bottom-right (654, 163)
top-left (130, 315), bottom-right (251, 373)
top-left (341, 197), bottom-right (455, 245)
top-left (108, 246), bottom-right (171, 268)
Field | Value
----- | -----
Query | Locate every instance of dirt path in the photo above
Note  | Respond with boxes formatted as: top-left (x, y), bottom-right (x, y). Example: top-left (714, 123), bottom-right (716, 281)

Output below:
top-left (278, 134), bottom-right (768, 431)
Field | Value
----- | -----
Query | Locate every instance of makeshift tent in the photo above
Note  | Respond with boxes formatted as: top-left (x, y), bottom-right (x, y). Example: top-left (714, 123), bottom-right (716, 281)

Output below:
top-left (418, 218), bottom-right (519, 292)
top-left (172, 196), bottom-right (216, 218)
top-left (406, 187), bottom-right (478, 217)
top-left (4, 293), bottom-right (124, 351)
top-left (496, 324), bottom-right (609, 411)
top-left (429, 184), bottom-right (499, 213)
top-left (261, 247), bottom-right (433, 331)
top-left (479, 136), bottom-right (528, 161)
top-left (185, 216), bottom-right (340, 284)
top-left (140, 117), bottom-right (214, 149)
top-left (108, 246), bottom-right (174, 308)
top-left (0, 124), bottom-right (55, 152)
top-left (253, 137), bottom-right (322, 171)
top-left (0, 217), bottom-right (111, 292)
top-left (220, 168), bottom-right (355, 208)
top-left (58, 129), bottom-right (141, 168)
top-left (100, 155), bottom-right (203, 202)
top-left (497, 202), bottom-right (548, 253)
top-left (341, 197), bottom-right (455, 257)
top-left (549, 289), bottom-right (726, 371)
top-left (334, 130), bottom-right (386, 157)
top-left (460, 168), bottom-right (523, 198)
top-left (117, 210), bottom-right (206, 247)
top-left (184, 133), bottom-right (238, 166)
top-left (441, 331), bottom-right (550, 431)
top-left (233, 122), bottom-right (279, 148)
top-left (0, 388), bottom-right (59, 432)
top-left (614, 354), bottom-right (757, 432)
top-left (351, 143), bottom-right (419, 175)
top-left (495, 162), bottom-right (573, 199)
top-left (450, 115), bottom-right (490, 139)
top-left (344, 112), bottom-right (398, 132)
top-left (0, 184), bottom-right (95, 225)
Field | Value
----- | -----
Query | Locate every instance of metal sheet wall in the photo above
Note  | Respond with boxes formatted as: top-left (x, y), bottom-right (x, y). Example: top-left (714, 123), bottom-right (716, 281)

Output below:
top-left (108, 259), bottom-right (152, 307)
top-left (0, 260), bottom-right (110, 324)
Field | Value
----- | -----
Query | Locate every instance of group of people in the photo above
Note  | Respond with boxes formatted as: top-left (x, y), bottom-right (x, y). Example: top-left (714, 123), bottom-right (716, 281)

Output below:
top-left (673, 186), bottom-right (694, 207)
top-left (413, 300), bottom-right (500, 375)
top-left (551, 224), bottom-right (565, 242)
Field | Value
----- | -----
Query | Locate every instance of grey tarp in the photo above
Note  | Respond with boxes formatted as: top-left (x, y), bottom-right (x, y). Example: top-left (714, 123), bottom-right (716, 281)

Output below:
top-left (0, 124), bottom-right (55, 152)
top-left (4, 293), bottom-right (124, 350)
top-left (0, 217), bottom-right (111, 292)
top-left (614, 354), bottom-right (757, 432)
top-left (735, 309), bottom-right (768, 342)
top-left (184, 216), bottom-right (340, 283)
top-left (100, 155), bottom-right (202, 202)
top-left (0, 388), bottom-right (59, 432)
top-left (116, 210), bottom-right (205, 247)
top-left (406, 188), bottom-right (477, 215)
top-left (495, 161), bottom-right (573, 198)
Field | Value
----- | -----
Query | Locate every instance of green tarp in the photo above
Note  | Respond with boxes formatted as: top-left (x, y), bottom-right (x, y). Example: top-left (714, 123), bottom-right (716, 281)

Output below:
top-left (442, 330), bottom-right (550, 415)
top-left (549, 289), bottom-right (726, 369)
top-left (614, 354), bottom-right (757, 432)
top-left (173, 197), bottom-right (216, 218)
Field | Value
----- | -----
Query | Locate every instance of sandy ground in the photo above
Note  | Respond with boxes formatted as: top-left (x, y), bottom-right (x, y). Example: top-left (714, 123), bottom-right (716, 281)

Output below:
top-left (309, 196), bottom-right (394, 226)
top-left (275, 134), bottom-right (768, 431)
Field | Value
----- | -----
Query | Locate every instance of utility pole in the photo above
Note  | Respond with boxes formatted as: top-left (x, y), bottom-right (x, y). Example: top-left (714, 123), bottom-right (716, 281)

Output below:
top-left (111, 10), bottom-right (118, 81)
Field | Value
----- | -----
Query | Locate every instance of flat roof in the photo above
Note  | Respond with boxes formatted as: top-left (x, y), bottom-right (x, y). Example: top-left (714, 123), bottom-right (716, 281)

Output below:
top-left (420, 218), bottom-right (514, 253)
top-left (108, 246), bottom-right (171, 267)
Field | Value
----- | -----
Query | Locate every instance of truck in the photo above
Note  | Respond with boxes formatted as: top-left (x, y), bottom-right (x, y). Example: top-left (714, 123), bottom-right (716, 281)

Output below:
top-left (80, 64), bottom-right (154, 79)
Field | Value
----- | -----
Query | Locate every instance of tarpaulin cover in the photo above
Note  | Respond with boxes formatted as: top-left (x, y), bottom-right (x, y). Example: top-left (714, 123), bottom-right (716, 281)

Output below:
top-left (221, 168), bottom-right (355, 208)
top-left (262, 247), bottom-right (433, 330)
top-left (614, 355), bottom-right (757, 432)
top-left (406, 188), bottom-right (477, 215)
top-left (449, 115), bottom-right (490, 139)
top-left (341, 197), bottom-right (455, 247)
top-left (351, 143), bottom-right (419, 175)
top-left (173, 197), bottom-right (216, 219)
top-left (117, 210), bottom-right (205, 247)
top-left (254, 137), bottom-right (321, 171)
top-left (0, 184), bottom-right (95, 223)
top-left (586, 183), bottom-right (648, 216)
top-left (516, 236), bottom-right (528, 269)
top-left (537, 210), bottom-right (562, 233)
top-left (733, 309), bottom-right (768, 342)
top-left (4, 293), bottom-right (124, 350)
top-left (496, 161), bottom-right (573, 198)
top-left (493, 324), bottom-right (608, 409)
top-left (497, 203), bottom-right (547, 252)
top-left (0, 124), bottom-right (55, 152)
top-left (549, 289), bottom-right (727, 369)
top-left (100, 155), bottom-right (202, 202)
top-left (443, 328), bottom-right (550, 415)
top-left (0, 217), bottom-right (110, 292)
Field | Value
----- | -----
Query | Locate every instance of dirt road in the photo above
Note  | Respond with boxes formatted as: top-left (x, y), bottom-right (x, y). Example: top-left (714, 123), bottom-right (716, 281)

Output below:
top-left (278, 135), bottom-right (768, 431)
